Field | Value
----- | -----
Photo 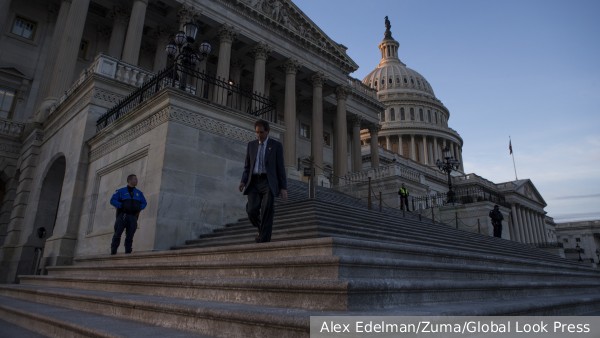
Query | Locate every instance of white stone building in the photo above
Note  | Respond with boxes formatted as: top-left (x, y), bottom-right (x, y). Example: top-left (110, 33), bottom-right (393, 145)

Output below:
top-left (0, 0), bottom-right (557, 283)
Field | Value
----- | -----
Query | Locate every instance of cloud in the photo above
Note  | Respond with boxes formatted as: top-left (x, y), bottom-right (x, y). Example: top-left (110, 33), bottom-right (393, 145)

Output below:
top-left (553, 193), bottom-right (600, 200)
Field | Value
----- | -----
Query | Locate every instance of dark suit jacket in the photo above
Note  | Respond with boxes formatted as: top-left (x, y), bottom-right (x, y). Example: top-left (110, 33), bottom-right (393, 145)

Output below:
top-left (241, 138), bottom-right (287, 196)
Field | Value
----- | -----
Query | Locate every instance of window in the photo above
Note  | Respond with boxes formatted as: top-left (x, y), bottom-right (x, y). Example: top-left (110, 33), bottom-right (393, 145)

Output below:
top-left (428, 110), bottom-right (431, 122)
top-left (419, 109), bottom-right (424, 121)
top-left (390, 108), bottom-right (395, 121)
top-left (0, 88), bottom-right (16, 119)
top-left (435, 112), bottom-right (438, 124)
top-left (300, 123), bottom-right (311, 139)
top-left (11, 16), bottom-right (36, 40)
top-left (400, 107), bottom-right (405, 120)
top-left (410, 108), bottom-right (415, 121)
top-left (388, 78), bottom-right (392, 84)
top-left (323, 132), bottom-right (331, 146)
top-left (403, 77), bottom-right (407, 84)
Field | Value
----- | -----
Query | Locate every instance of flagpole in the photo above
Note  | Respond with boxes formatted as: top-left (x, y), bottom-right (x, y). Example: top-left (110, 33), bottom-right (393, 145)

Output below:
top-left (509, 136), bottom-right (518, 180)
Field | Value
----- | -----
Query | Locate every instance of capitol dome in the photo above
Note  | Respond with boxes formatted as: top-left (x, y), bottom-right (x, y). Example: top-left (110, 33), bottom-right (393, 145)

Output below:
top-left (360, 17), bottom-right (463, 171)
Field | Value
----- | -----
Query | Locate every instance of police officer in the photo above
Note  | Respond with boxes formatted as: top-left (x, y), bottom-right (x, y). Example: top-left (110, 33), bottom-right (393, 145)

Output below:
top-left (110, 174), bottom-right (147, 254)
top-left (489, 205), bottom-right (504, 238)
top-left (398, 183), bottom-right (410, 211)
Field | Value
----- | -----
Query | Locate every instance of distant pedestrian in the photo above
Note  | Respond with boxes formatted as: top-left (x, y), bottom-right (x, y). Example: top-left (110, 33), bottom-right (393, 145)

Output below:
top-left (489, 205), bottom-right (503, 238)
top-left (110, 174), bottom-right (147, 254)
top-left (398, 183), bottom-right (410, 211)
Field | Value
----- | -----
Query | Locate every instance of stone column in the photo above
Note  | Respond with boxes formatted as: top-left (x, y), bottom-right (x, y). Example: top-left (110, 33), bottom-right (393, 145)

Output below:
top-left (334, 86), bottom-right (349, 182)
top-left (107, 6), bottom-right (129, 58)
top-left (283, 59), bottom-right (300, 172)
top-left (410, 134), bottom-right (416, 161)
top-left (385, 136), bottom-right (391, 151)
top-left (369, 126), bottom-right (380, 168)
top-left (351, 116), bottom-right (362, 172)
top-left (34, 0), bottom-right (72, 116)
top-left (121, 0), bottom-right (148, 65)
top-left (152, 26), bottom-right (172, 71)
top-left (46, 0), bottom-right (90, 100)
top-left (0, 0), bottom-right (11, 32)
top-left (516, 206), bottom-right (527, 242)
top-left (422, 135), bottom-right (429, 165)
top-left (311, 73), bottom-right (325, 176)
top-left (538, 214), bottom-right (547, 243)
top-left (397, 135), bottom-right (403, 156)
top-left (510, 204), bottom-right (521, 242)
top-left (215, 25), bottom-right (236, 82)
top-left (252, 43), bottom-right (270, 96)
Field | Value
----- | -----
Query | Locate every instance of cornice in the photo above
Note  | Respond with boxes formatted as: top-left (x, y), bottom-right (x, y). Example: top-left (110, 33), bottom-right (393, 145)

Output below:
top-left (215, 0), bottom-right (357, 73)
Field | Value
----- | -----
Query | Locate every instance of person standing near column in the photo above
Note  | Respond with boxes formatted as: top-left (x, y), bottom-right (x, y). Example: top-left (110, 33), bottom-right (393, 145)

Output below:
top-left (398, 183), bottom-right (410, 211)
top-left (239, 120), bottom-right (287, 243)
top-left (110, 174), bottom-right (147, 254)
top-left (489, 205), bottom-right (504, 238)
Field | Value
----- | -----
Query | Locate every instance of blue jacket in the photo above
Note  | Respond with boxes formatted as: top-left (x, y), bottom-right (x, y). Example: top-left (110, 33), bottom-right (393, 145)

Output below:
top-left (110, 186), bottom-right (147, 215)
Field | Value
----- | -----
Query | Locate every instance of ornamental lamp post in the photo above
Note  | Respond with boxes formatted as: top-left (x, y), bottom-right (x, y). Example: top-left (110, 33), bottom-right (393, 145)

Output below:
top-left (436, 146), bottom-right (460, 204)
top-left (165, 21), bottom-right (212, 89)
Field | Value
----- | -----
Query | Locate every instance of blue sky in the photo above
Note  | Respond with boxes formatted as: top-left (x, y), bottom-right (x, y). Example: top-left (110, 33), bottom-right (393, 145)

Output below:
top-left (294, 0), bottom-right (600, 222)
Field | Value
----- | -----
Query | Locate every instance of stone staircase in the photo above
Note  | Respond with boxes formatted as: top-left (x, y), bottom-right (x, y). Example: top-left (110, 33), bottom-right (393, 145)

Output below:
top-left (1, 179), bottom-right (600, 337)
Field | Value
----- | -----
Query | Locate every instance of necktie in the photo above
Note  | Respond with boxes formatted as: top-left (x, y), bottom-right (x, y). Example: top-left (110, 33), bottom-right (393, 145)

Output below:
top-left (258, 142), bottom-right (265, 173)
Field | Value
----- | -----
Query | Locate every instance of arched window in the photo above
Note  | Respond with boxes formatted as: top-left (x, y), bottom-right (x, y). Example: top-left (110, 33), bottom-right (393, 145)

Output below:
top-left (390, 108), bottom-right (395, 121)
top-left (419, 109), bottom-right (424, 121)
top-left (428, 110), bottom-right (431, 122)
top-left (400, 107), bottom-right (405, 120)
top-left (410, 108), bottom-right (415, 120)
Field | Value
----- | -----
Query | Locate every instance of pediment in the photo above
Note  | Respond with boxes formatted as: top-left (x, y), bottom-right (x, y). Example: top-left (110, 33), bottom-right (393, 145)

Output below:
top-left (228, 0), bottom-right (359, 73)
top-left (513, 179), bottom-right (547, 206)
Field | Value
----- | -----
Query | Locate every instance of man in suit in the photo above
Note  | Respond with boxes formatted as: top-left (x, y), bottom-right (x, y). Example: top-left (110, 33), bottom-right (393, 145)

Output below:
top-left (239, 120), bottom-right (288, 243)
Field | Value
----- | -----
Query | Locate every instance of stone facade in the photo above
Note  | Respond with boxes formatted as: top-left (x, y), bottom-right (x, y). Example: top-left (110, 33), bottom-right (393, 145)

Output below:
top-left (0, 0), bottom-right (382, 283)
top-left (0, 0), bottom-right (559, 284)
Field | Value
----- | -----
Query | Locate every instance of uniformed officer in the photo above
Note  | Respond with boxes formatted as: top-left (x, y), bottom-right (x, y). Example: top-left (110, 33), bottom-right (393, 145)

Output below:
top-left (110, 174), bottom-right (147, 254)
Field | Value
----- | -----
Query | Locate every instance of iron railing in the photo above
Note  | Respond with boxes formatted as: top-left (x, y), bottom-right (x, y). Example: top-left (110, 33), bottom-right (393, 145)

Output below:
top-left (412, 185), bottom-right (509, 210)
top-left (96, 64), bottom-right (276, 131)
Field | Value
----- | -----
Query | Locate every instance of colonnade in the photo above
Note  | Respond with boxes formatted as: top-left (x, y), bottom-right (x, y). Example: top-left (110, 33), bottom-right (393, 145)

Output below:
top-left (382, 133), bottom-right (463, 170)
top-left (35, 0), bottom-right (378, 180)
top-left (510, 204), bottom-right (547, 244)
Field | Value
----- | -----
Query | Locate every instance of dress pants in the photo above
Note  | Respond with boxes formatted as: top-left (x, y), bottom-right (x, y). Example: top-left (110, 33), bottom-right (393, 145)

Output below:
top-left (246, 175), bottom-right (274, 243)
top-left (111, 213), bottom-right (138, 254)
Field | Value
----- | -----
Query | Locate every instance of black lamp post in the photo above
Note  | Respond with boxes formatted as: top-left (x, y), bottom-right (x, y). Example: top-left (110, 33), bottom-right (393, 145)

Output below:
top-left (165, 21), bottom-right (212, 89)
top-left (436, 146), bottom-right (460, 203)
top-left (576, 243), bottom-right (583, 262)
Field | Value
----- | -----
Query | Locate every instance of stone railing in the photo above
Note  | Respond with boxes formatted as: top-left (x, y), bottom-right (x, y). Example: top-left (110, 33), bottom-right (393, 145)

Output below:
top-left (347, 76), bottom-right (378, 100)
top-left (454, 173), bottom-right (498, 191)
top-left (0, 117), bottom-right (25, 138)
top-left (50, 53), bottom-right (155, 114)
top-left (339, 163), bottom-right (421, 186)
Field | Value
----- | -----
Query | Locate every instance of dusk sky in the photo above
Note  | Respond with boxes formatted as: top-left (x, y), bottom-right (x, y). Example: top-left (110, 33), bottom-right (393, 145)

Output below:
top-left (294, 0), bottom-right (600, 222)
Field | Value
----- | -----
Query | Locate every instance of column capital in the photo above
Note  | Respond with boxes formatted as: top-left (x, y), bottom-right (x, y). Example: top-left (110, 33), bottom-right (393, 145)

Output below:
top-left (109, 6), bottom-right (129, 25)
top-left (312, 72), bottom-right (326, 87)
top-left (283, 58), bottom-right (301, 74)
top-left (178, 4), bottom-right (202, 30)
top-left (335, 85), bottom-right (350, 101)
top-left (351, 115), bottom-right (363, 126)
top-left (252, 42), bottom-right (271, 60)
top-left (218, 25), bottom-right (237, 43)
top-left (368, 124), bottom-right (381, 134)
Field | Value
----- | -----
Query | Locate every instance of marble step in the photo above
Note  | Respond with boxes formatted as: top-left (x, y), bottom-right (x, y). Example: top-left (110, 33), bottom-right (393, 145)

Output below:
top-left (16, 274), bottom-right (600, 311)
top-left (0, 295), bottom-right (208, 338)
